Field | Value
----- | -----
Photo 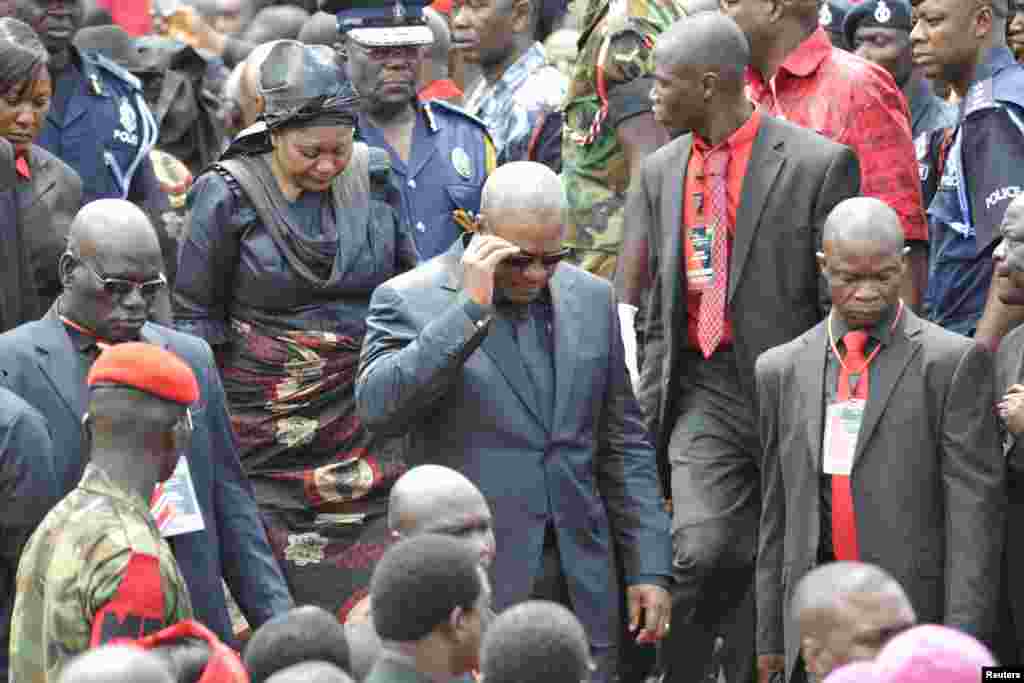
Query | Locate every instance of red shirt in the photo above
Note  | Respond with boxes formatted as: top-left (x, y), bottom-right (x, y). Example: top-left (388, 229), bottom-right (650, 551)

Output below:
top-left (746, 28), bottom-right (927, 242)
top-left (683, 110), bottom-right (763, 351)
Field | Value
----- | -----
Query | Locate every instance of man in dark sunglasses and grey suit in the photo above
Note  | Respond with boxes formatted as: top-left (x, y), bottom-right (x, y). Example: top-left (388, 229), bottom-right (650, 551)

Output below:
top-left (357, 161), bottom-right (673, 683)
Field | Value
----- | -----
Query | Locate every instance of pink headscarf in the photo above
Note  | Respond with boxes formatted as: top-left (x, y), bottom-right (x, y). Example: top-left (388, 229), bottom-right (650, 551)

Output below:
top-left (875, 625), bottom-right (995, 683)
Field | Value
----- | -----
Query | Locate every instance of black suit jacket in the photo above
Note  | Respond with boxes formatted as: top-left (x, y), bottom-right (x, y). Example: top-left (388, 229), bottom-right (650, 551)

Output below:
top-left (634, 114), bottom-right (861, 485)
top-left (756, 311), bottom-right (1005, 678)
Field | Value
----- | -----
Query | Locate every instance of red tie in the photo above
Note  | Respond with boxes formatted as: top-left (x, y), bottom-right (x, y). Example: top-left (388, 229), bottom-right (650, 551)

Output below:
top-left (832, 330), bottom-right (869, 561)
top-left (696, 149), bottom-right (729, 359)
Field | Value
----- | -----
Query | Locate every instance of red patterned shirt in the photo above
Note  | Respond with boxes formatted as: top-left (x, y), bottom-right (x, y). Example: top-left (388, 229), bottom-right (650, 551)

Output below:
top-left (747, 28), bottom-right (927, 242)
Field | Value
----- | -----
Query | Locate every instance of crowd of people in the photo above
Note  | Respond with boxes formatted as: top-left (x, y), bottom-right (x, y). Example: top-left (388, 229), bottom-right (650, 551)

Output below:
top-left (1, 0), bottom-right (1024, 681)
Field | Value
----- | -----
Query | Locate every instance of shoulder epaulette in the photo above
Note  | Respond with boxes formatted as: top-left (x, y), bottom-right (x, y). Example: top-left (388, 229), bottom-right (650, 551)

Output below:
top-left (85, 52), bottom-right (143, 91)
top-left (425, 100), bottom-right (492, 134)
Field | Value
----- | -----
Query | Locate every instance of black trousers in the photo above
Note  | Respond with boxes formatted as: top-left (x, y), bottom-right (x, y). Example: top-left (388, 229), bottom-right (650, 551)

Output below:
top-left (660, 350), bottom-right (759, 683)
top-left (531, 525), bottom-right (619, 683)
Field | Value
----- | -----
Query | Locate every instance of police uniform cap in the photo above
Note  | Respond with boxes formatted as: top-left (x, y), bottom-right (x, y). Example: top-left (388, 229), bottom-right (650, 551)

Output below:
top-left (87, 343), bottom-right (200, 406)
top-left (320, 0), bottom-right (433, 48)
top-left (844, 0), bottom-right (913, 49)
top-left (819, 0), bottom-right (853, 37)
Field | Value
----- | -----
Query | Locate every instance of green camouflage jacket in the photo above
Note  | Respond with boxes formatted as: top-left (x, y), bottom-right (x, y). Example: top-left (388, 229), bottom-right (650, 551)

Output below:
top-left (10, 464), bottom-right (193, 683)
top-left (561, 0), bottom-right (686, 278)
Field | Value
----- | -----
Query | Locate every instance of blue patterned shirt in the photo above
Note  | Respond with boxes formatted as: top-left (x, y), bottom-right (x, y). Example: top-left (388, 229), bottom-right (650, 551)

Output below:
top-left (465, 42), bottom-right (568, 163)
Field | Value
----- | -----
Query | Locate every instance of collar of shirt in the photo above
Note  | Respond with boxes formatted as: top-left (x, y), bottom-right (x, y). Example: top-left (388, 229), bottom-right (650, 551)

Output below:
top-left (466, 42), bottom-right (549, 115)
top-left (747, 27), bottom-right (832, 97)
top-left (692, 109), bottom-right (762, 159)
top-left (78, 462), bottom-right (156, 520)
top-left (828, 303), bottom-right (899, 350)
top-left (972, 46), bottom-right (1017, 84)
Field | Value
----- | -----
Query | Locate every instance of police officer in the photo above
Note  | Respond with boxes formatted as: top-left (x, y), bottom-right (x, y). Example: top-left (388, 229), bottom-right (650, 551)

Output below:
top-left (14, 0), bottom-right (177, 280)
top-left (911, 0), bottom-right (1024, 346)
top-left (323, 0), bottom-right (496, 260)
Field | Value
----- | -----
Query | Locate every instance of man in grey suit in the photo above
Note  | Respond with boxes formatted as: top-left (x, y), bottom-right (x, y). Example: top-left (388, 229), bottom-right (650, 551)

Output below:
top-left (756, 197), bottom-right (1005, 683)
top-left (357, 162), bottom-right (673, 683)
top-left (626, 13), bottom-right (860, 683)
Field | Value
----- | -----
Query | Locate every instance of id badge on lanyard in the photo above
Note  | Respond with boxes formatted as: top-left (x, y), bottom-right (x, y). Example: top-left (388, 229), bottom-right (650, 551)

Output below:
top-left (823, 398), bottom-right (865, 476)
top-left (686, 191), bottom-right (715, 290)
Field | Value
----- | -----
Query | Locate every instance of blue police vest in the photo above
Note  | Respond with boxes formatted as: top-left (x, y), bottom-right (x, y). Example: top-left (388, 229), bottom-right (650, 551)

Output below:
top-left (930, 54), bottom-right (1024, 251)
top-left (358, 100), bottom-right (496, 260)
top-left (37, 48), bottom-right (159, 204)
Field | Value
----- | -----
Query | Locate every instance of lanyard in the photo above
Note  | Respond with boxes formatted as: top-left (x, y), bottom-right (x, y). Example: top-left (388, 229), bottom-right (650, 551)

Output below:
top-left (827, 300), bottom-right (904, 376)
top-left (60, 315), bottom-right (113, 350)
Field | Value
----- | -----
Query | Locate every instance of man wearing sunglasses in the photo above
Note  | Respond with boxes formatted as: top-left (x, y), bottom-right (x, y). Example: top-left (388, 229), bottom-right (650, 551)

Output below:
top-left (324, 0), bottom-right (496, 261)
top-left (0, 199), bottom-right (293, 650)
top-left (358, 162), bottom-right (673, 683)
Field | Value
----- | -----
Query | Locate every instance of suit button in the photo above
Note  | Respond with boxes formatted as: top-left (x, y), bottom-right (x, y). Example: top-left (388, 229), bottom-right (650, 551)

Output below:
top-left (408, 179), bottom-right (417, 189)
top-left (416, 221), bottom-right (426, 232)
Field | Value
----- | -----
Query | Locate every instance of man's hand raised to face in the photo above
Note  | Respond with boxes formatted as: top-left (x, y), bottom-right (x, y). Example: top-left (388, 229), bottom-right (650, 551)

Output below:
top-left (461, 235), bottom-right (521, 307)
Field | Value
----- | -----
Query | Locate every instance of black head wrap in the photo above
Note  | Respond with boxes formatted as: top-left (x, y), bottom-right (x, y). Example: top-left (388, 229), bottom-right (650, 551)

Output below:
top-left (258, 40), bottom-right (361, 131)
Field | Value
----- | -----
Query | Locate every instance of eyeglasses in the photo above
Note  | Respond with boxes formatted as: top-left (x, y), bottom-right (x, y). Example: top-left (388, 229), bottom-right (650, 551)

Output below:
top-left (67, 252), bottom-right (168, 299)
top-left (503, 247), bottom-right (573, 270)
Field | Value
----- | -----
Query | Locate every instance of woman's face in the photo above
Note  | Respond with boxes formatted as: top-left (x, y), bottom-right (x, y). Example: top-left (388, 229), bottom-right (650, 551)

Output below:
top-left (0, 68), bottom-right (52, 156)
top-left (271, 124), bottom-right (355, 196)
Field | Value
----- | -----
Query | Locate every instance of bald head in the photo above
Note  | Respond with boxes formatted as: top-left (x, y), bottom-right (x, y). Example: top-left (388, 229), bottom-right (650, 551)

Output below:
top-left (655, 11), bottom-right (750, 86)
top-left (792, 562), bottom-right (912, 634)
top-left (388, 465), bottom-right (495, 568)
top-left (67, 199), bottom-right (161, 261)
top-left (58, 646), bottom-right (173, 683)
top-left (480, 161), bottom-right (566, 226)
top-left (388, 465), bottom-right (486, 531)
top-left (823, 197), bottom-right (905, 256)
top-left (265, 661), bottom-right (353, 683)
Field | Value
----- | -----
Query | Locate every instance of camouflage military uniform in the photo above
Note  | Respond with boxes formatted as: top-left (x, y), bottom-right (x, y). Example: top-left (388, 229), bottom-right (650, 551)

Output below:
top-left (561, 0), bottom-right (686, 278)
top-left (10, 464), bottom-right (193, 683)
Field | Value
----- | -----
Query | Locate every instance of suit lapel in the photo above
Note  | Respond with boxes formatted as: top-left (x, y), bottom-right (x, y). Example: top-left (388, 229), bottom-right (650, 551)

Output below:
top-left (550, 267), bottom-right (578, 432)
top-left (730, 120), bottom-right (785, 304)
top-left (799, 325), bottom-right (829, 473)
top-left (440, 239), bottom-right (546, 427)
top-left (853, 311), bottom-right (923, 466)
top-left (662, 139), bottom-right (691, 347)
top-left (34, 311), bottom-right (89, 421)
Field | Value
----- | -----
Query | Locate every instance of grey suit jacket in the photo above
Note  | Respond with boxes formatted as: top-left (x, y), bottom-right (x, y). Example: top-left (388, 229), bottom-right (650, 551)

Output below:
top-left (996, 323), bottom-right (1024, 474)
top-left (755, 310), bottom-right (1005, 678)
top-left (633, 115), bottom-right (861, 483)
top-left (356, 238), bottom-right (672, 647)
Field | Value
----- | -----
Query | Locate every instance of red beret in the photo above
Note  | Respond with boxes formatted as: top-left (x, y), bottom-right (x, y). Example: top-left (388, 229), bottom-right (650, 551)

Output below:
top-left (87, 343), bottom-right (200, 405)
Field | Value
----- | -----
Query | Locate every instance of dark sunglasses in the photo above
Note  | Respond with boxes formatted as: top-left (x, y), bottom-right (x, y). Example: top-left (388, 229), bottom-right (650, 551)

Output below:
top-left (67, 252), bottom-right (168, 299)
top-left (503, 247), bottom-right (573, 270)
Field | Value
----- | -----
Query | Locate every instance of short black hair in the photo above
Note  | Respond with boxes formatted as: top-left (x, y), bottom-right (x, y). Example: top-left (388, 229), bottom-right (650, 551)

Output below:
top-left (244, 606), bottom-right (352, 683)
top-left (265, 661), bottom-right (354, 683)
top-left (149, 638), bottom-right (211, 683)
top-left (480, 601), bottom-right (591, 683)
top-left (371, 534), bottom-right (483, 642)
